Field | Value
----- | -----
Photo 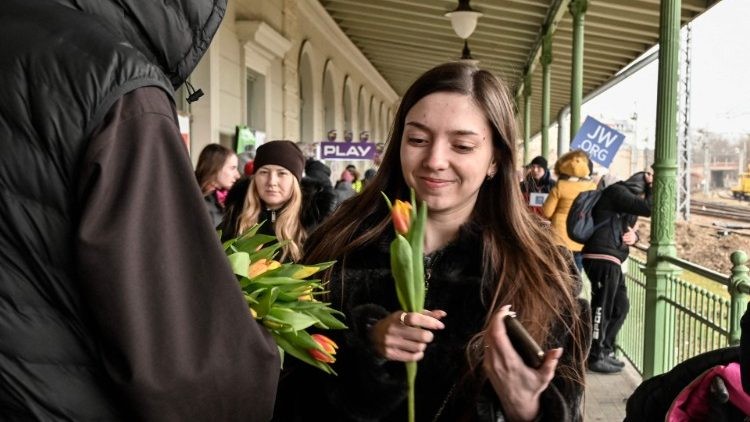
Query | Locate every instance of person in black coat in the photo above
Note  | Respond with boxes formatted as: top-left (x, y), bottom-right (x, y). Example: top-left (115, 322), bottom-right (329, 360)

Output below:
top-left (0, 0), bottom-right (279, 419)
top-left (582, 170), bottom-right (653, 373)
top-left (300, 158), bottom-right (338, 230)
top-left (272, 62), bottom-right (590, 421)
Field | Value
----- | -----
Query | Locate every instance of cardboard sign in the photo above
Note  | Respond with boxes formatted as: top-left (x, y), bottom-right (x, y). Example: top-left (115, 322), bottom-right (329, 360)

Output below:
top-left (319, 142), bottom-right (376, 161)
top-left (570, 116), bottom-right (625, 168)
top-left (529, 192), bottom-right (548, 207)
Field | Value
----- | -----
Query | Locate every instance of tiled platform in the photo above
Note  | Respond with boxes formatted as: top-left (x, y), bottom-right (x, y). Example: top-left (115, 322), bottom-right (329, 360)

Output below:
top-left (584, 361), bottom-right (642, 421)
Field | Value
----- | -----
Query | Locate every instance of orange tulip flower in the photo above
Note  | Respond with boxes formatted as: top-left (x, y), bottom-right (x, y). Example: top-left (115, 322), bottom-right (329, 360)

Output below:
top-left (391, 199), bottom-right (412, 235)
top-left (248, 259), bottom-right (281, 278)
top-left (309, 334), bottom-right (338, 363)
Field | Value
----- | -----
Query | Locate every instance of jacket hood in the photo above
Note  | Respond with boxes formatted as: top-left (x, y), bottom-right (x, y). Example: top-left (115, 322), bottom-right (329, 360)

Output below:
top-left (622, 171), bottom-right (650, 195)
top-left (554, 150), bottom-right (590, 178)
top-left (52, 0), bottom-right (227, 89)
top-left (304, 159), bottom-right (332, 184)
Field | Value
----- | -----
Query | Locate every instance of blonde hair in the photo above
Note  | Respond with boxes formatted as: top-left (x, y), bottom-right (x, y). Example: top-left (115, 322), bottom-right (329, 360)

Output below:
top-left (237, 178), bottom-right (306, 261)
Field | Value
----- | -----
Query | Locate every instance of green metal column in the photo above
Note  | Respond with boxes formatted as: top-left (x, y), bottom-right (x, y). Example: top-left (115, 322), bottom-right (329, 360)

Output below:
top-left (523, 74), bottom-right (532, 165)
top-left (568, 0), bottom-right (587, 140)
top-left (541, 32), bottom-right (552, 159)
top-left (643, 0), bottom-right (681, 379)
top-left (729, 251), bottom-right (750, 345)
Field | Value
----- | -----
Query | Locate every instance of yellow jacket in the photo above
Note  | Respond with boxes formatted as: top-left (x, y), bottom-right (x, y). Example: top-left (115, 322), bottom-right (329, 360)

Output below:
top-left (542, 179), bottom-right (597, 251)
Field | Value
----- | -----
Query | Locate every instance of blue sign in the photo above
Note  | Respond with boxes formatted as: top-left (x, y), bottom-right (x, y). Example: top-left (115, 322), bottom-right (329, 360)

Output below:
top-left (319, 142), bottom-right (377, 161)
top-left (570, 116), bottom-right (625, 168)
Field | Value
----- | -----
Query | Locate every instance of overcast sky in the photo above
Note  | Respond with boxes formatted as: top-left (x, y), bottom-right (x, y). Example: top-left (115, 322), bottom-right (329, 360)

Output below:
top-left (582, 0), bottom-right (749, 144)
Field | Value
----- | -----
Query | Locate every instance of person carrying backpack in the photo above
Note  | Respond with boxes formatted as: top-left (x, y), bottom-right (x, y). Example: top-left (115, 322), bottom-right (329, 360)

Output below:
top-left (542, 150), bottom-right (596, 271)
top-left (582, 170), bottom-right (653, 373)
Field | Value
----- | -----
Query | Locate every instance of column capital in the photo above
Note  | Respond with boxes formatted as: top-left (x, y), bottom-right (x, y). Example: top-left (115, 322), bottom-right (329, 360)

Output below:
top-left (568, 0), bottom-right (588, 17)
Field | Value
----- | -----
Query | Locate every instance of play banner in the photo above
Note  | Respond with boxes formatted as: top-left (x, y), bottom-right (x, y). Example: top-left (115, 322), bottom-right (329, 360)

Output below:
top-left (319, 142), bottom-right (377, 161)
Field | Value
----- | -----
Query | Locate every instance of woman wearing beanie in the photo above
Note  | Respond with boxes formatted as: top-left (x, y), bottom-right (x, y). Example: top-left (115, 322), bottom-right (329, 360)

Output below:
top-left (520, 155), bottom-right (555, 216)
top-left (219, 140), bottom-right (312, 262)
top-left (194, 144), bottom-right (241, 228)
top-left (541, 149), bottom-right (597, 270)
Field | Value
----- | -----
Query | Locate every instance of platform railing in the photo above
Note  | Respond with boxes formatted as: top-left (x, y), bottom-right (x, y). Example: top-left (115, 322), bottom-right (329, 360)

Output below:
top-left (618, 247), bottom-right (750, 376)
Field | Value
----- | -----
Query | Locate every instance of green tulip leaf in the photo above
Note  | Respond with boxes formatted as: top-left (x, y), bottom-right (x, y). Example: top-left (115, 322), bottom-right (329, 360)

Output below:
top-left (255, 287), bottom-right (280, 317)
top-left (227, 252), bottom-right (250, 278)
top-left (267, 307), bottom-right (320, 331)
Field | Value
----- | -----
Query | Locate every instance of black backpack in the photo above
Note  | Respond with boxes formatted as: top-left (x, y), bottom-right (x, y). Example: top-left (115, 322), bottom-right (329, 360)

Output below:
top-left (566, 189), bottom-right (608, 243)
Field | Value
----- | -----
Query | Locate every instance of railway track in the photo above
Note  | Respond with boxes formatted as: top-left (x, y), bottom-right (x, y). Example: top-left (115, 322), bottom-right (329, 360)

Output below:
top-left (691, 200), bottom-right (750, 221)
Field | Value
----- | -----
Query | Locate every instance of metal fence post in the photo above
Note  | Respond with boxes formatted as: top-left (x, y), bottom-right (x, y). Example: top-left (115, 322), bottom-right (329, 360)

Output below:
top-left (729, 250), bottom-right (750, 345)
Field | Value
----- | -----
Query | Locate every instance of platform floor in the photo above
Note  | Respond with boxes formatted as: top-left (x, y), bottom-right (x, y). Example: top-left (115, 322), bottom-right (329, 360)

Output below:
top-left (584, 361), bottom-right (642, 421)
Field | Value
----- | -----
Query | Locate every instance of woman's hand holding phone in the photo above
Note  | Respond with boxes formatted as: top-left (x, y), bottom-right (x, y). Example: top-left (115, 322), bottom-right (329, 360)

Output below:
top-left (483, 305), bottom-right (563, 422)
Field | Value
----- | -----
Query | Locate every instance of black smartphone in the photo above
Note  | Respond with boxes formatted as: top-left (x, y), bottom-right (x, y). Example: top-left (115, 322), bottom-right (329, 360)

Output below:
top-left (504, 315), bottom-right (545, 369)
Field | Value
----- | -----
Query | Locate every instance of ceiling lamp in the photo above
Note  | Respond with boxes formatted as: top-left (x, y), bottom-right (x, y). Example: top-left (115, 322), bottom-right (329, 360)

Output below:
top-left (445, 0), bottom-right (483, 40)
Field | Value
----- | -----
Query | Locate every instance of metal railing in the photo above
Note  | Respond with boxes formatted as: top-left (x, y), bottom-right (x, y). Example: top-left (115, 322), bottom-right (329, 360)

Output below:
top-left (618, 246), bottom-right (750, 376)
top-left (619, 255), bottom-right (647, 372)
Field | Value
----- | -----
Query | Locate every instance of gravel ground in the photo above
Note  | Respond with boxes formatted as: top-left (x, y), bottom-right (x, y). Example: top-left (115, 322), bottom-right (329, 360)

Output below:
top-left (635, 195), bottom-right (750, 275)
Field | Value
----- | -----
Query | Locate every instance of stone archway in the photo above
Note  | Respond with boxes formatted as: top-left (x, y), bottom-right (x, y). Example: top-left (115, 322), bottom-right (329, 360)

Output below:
top-left (298, 41), bottom-right (315, 144)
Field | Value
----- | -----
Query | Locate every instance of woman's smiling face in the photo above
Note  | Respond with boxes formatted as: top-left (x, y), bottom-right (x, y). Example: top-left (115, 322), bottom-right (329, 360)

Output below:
top-left (400, 92), bottom-right (496, 223)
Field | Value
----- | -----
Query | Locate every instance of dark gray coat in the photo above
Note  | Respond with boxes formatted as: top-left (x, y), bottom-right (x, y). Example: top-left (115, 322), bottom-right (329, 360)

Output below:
top-left (0, 0), bottom-right (279, 419)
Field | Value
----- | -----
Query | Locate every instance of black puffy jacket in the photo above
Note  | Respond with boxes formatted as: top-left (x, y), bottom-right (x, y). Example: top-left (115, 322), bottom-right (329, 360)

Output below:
top-left (0, 0), bottom-right (224, 419)
top-left (582, 180), bottom-right (652, 262)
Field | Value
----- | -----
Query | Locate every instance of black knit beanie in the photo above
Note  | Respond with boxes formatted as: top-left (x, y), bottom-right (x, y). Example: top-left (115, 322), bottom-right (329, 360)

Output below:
top-left (529, 155), bottom-right (548, 169)
top-left (253, 140), bottom-right (305, 180)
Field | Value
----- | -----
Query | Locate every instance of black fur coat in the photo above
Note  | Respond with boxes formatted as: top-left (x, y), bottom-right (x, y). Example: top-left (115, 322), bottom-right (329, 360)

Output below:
top-left (272, 223), bottom-right (586, 421)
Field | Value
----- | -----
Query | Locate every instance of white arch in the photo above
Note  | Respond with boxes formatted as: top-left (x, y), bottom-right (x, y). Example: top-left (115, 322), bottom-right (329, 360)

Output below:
top-left (370, 96), bottom-right (382, 142)
top-left (343, 75), bottom-right (356, 141)
top-left (379, 102), bottom-right (386, 143)
top-left (322, 60), bottom-right (337, 141)
top-left (358, 86), bottom-right (370, 142)
top-left (298, 40), bottom-right (322, 144)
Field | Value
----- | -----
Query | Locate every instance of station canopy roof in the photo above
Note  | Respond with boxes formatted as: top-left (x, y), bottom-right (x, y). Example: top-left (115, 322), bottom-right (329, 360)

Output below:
top-left (320, 0), bottom-right (720, 137)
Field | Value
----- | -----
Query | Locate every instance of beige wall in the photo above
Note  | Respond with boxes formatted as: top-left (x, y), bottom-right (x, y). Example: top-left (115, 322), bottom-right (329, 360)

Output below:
top-left (187, 0), bottom-right (399, 165)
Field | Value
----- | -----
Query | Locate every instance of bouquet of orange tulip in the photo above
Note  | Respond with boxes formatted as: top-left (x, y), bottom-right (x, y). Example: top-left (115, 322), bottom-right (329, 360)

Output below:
top-left (223, 223), bottom-right (346, 374)
top-left (382, 189), bottom-right (427, 422)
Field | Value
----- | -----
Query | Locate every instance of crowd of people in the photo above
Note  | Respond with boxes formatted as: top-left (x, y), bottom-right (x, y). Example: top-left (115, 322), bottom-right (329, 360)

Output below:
top-left (3, 0), bottom-right (726, 420)
top-left (517, 147), bottom-right (654, 375)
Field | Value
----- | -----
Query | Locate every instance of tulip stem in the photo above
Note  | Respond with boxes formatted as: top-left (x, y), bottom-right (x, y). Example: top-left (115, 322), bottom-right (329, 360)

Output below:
top-left (406, 361), bottom-right (417, 422)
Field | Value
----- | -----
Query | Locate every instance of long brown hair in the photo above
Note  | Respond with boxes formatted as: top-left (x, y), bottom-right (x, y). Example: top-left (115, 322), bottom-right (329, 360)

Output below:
top-left (195, 143), bottom-right (235, 196)
top-left (304, 62), bottom-right (587, 389)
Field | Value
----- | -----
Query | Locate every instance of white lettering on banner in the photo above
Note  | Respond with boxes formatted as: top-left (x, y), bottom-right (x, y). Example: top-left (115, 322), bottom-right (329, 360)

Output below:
top-left (580, 139), bottom-right (610, 162)
top-left (323, 144), bottom-right (373, 158)
top-left (586, 125), bottom-right (620, 147)
top-left (357, 145), bottom-right (372, 156)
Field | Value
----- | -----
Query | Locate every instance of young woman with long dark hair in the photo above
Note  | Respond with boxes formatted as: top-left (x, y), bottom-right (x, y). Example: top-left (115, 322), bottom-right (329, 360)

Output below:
top-left (273, 62), bottom-right (589, 421)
